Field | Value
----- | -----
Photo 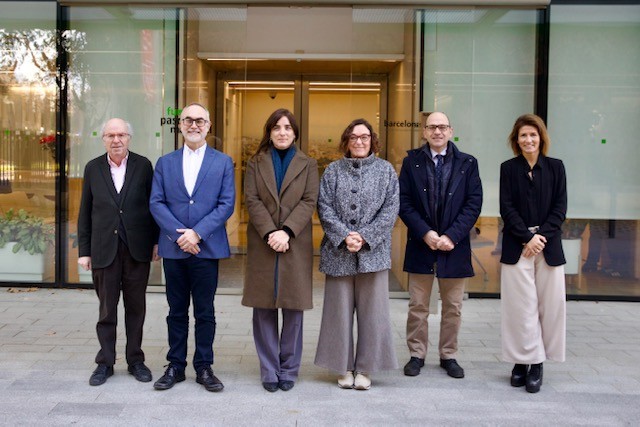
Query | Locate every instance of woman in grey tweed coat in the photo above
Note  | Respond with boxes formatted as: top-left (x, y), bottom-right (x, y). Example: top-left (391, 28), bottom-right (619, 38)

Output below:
top-left (314, 118), bottom-right (399, 390)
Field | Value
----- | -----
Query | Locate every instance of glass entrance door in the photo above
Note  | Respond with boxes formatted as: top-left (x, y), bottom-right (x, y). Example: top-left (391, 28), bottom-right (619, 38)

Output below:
top-left (217, 74), bottom-right (385, 257)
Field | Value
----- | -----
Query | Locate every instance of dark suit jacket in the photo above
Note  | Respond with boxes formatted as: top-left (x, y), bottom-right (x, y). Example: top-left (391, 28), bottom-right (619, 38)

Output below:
top-left (77, 151), bottom-right (158, 269)
top-left (499, 154), bottom-right (567, 266)
top-left (399, 141), bottom-right (483, 278)
top-left (149, 146), bottom-right (235, 259)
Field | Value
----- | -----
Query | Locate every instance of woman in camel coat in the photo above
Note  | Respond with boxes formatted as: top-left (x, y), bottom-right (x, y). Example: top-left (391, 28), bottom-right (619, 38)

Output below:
top-left (242, 108), bottom-right (319, 392)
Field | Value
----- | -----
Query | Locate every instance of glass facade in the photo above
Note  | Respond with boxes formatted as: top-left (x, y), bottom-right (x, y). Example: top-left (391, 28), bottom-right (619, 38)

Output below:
top-left (0, 1), bottom-right (638, 300)
top-left (66, 6), bottom-right (177, 287)
top-left (0, 1), bottom-right (57, 283)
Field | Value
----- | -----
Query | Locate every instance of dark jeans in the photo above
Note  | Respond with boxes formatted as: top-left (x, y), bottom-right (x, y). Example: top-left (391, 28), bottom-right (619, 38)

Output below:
top-left (93, 239), bottom-right (150, 366)
top-left (163, 257), bottom-right (219, 372)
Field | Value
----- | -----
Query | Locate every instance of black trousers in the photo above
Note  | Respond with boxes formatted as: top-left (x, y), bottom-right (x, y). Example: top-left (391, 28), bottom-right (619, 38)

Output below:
top-left (93, 239), bottom-right (150, 367)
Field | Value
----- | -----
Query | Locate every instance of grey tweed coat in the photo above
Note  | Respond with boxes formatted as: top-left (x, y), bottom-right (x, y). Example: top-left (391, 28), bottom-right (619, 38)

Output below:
top-left (318, 154), bottom-right (399, 277)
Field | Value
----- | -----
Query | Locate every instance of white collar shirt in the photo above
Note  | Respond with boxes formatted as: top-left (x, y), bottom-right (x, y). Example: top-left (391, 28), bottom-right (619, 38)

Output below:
top-left (182, 144), bottom-right (206, 196)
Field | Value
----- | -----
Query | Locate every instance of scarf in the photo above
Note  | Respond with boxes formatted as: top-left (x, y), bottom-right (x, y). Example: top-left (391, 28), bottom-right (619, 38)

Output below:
top-left (271, 145), bottom-right (296, 193)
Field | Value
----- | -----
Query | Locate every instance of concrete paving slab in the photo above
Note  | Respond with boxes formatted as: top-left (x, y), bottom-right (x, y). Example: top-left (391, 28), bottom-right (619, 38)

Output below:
top-left (0, 288), bottom-right (639, 425)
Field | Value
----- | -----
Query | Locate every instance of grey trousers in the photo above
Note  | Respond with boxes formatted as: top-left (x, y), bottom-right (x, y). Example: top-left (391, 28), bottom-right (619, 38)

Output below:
top-left (252, 308), bottom-right (303, 383)
top-left (314, 270), bottom-right (398, 374)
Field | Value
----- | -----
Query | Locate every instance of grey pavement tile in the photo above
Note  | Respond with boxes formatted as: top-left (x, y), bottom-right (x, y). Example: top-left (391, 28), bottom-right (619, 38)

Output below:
top-left (1, 289), bottom-right (639, 425)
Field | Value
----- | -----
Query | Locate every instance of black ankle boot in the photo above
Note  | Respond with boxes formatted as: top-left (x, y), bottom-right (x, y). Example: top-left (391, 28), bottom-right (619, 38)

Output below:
top-left (510, 364), bottom-right (528, 387)
top-left (526, 363), bottom-right (543, 393)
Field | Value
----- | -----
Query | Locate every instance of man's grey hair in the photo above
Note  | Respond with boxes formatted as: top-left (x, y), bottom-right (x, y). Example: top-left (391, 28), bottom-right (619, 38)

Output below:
top-left (101, 119), bottom-right (134, 137)
top-left (182, 102), bottom-right (210, 120)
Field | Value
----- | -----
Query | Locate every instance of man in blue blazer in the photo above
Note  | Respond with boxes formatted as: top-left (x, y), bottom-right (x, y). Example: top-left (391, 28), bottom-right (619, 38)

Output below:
top-left (399, 112), bottom-right (482, 379)
top-left (150, 103), bottom-right (235, 392)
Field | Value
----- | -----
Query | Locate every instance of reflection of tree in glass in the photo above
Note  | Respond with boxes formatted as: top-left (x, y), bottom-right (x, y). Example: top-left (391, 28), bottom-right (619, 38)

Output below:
top-left (0, 28), bottom-right (89, 109)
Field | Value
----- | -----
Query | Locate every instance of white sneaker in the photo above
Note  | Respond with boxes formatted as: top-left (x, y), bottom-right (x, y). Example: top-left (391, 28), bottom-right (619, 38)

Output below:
top-left (337, 371), bottom-right (354, 389)
top-left (353, 372), bottom-right (371, 390)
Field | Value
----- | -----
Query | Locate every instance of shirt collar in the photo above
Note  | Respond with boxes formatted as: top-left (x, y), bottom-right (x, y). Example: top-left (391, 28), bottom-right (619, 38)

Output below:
top-left (184, 143), bottom-right (206, 156)
top-left (430, 148), bottom-right (447, 160)
top-left (106, 151), bottom-right (128, 168)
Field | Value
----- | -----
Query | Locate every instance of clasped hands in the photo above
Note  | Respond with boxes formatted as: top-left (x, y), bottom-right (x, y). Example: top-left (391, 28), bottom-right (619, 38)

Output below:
top-left (176, 228), bottom-right (201, 255)
top-left (523, 234), bottom-right (546, 258)
top-left (424, 230), bottom-right (455, 252)
top-left (345, 231), bottom-right (365, 253)
top-left (268, 230), bottom-right (290, 253)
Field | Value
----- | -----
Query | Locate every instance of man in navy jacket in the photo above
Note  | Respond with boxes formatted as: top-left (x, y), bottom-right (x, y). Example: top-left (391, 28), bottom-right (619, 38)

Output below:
top-left (399, 112), bottom-right (482, 379)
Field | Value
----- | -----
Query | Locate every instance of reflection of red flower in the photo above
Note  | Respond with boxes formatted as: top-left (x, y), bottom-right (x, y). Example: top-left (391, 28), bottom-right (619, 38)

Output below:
top-left (39, 134), bottom-right (56, 159)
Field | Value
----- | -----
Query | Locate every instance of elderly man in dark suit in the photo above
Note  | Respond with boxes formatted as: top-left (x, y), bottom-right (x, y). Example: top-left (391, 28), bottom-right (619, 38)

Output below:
top-left (150, 103), bottom-right (235, 392)
top-left (399, 111), bottom-right (483, 379)
top-left (78, 118), bottom-right (159, 386)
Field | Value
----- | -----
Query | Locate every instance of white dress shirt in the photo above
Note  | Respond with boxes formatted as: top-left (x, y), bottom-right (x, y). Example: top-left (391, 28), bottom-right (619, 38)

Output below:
top-left (182, 144), bottom-right (206, 196)
top-left (107, 152), bottom-right (128, 194)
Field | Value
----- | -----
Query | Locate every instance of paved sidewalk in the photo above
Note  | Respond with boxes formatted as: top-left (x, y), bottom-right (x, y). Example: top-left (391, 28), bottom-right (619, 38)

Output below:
top-left (0, 287), bottom-right (639, 426)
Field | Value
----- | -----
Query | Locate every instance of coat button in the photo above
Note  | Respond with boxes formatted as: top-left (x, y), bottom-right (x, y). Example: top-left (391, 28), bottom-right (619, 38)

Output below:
top-left (351, 188), bottom-right (358, 193)
top-left (114, 230), bottom-right (118, 234)
top-left (415, 164), bottom-right (420, 168)
top-left (350, 219), bottom-right (356, 225)
top-left (350, 204), bottom-right (357, 210)
top-left (189, 200), bottom-right (194, 204)
top-left (423, 188), bottom-right (427, 192)
top-left (119, 210), bottom-right (123, 214)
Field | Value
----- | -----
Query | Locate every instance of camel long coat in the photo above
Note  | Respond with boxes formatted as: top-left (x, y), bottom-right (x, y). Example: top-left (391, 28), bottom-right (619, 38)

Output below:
top-left (241, 148), bottom-right (319, 310)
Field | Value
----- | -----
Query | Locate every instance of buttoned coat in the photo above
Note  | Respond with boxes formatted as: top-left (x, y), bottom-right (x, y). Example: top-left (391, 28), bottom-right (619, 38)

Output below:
top-left (317, 155), bottom-right (399, 277)
top-left (78, 152), bottom-right (158, 269)
top-left (241, 148), bottom-right (319, 310)
top-left (399, 141), bottom-right (483, 278)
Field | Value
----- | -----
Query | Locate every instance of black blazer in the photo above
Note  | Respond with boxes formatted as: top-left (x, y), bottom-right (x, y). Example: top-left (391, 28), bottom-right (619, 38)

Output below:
top-left (78, 151), bottom-right (159, 269)
top-left (499, 154), bottom-right (567, 266)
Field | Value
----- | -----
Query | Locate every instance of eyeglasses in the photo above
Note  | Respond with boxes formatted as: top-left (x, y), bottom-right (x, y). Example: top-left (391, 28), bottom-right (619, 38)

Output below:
top-left (182, 117), bottom-right (209, 127)
top-left (349, 134), bottom-right (371, 143)
top-left (425, 124), bottom-right (451, 132)
top-left (102, 133), bottom-right (130, 141)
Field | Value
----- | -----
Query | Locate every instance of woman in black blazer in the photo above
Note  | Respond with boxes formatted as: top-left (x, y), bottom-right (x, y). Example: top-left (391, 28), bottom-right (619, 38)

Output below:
top-left (499, 114), bottom-right (567, 394)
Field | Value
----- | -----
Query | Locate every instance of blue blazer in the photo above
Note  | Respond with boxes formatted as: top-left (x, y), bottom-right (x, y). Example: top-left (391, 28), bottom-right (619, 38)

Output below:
top-left (150, 146), bottom-right (235, 259)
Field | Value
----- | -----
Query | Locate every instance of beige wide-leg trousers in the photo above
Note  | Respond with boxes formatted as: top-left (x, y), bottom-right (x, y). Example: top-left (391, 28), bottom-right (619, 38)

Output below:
top-left (501, 252), bottom-right (566, 364)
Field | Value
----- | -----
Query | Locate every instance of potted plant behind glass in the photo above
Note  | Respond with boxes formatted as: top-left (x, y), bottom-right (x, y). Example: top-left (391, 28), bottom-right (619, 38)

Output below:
top-left (561, 218), bottom-right (588, 275)
top-left (0, 209), bottom-right (54, 281)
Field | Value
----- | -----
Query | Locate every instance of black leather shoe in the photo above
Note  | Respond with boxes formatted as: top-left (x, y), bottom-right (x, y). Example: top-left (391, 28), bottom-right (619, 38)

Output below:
top-left (89, 364), bottom-right (113, 386)
top-left (262, 382), bottom-right (279, 392)
top-left (153, 364), bottom-right (185, 390)
top-left (510, 364), bottom-right (528, 387)
top-left (128, 362), bottom-right (152, 383)
top-left (196, 366), bottom-right (224, 392)
top-left (440, 358), bottom-right (465, 378)
top-left (526, 363), bottom-right (543, 393)
top-left (278, 380), bottom-right (295, 391)
top-left (403, 357), bottom-right (425, 377)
